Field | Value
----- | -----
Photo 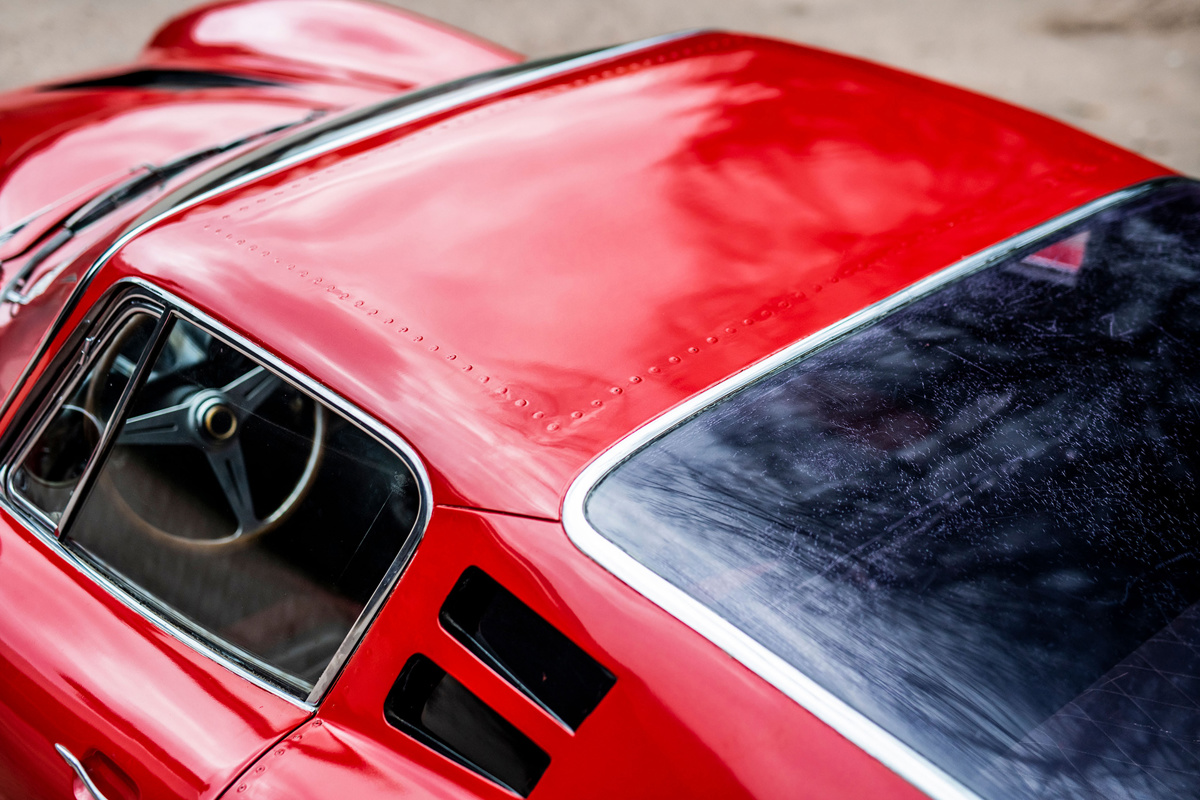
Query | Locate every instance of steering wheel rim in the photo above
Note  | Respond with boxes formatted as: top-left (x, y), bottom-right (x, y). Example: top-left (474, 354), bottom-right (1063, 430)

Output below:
top-left (84, 318), bottom-right (327, 548)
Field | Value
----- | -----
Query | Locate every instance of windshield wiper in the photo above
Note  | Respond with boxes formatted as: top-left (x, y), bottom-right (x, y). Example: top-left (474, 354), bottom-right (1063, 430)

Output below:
top-left (0, 111), bottom-right (322, 305)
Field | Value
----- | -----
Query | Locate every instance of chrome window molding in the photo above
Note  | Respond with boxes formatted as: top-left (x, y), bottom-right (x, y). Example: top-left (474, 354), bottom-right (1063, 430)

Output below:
top-left (4, 298), bottom-right (166, 531)
top-left (561, 178), bottom-right (1189, 800)
top-left (0, 278), bottom-right (433, 708)
top-left (0, 29), bottom-right (709, 426)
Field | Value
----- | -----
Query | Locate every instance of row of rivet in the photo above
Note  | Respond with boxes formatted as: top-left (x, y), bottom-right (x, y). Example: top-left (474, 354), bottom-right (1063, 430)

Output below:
top-left (202, 33), bottom-right (749, 434)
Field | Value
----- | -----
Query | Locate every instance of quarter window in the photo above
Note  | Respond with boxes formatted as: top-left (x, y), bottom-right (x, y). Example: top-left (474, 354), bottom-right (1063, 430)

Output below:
top-left (9, 299), bottom-right (424, 696)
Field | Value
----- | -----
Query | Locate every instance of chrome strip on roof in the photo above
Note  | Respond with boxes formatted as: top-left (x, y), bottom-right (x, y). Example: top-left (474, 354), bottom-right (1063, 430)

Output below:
top-left (561, 179), bottom-right (1178, 800)
top-left (0, 29), bottom-right (710, 424)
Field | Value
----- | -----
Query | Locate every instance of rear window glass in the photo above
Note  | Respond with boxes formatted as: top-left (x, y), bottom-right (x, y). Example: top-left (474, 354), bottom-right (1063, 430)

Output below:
top-left (586, 182), bottom-right (1200, 799)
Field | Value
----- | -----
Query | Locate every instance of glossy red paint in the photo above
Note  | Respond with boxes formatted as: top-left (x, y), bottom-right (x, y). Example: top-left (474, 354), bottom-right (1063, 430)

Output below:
top-left (103, 32), bottom-right (1169, 519)
top-left (140, 0), bottom-right (522, 91)
top-left (0, 10), bottom-right (1182, 800)
top-left (0, 98), bottom-right (318, 252)
top-left (0, 0), bottom-right (520, 258)
top-left (0, 505), bottom-right (309, 799)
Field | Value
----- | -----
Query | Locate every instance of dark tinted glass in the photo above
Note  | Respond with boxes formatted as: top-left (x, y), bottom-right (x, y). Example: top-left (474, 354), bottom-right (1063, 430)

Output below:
top-left (62, 317), bottom-right (421, 693)
top-left (587, 182), bottom-right (1200, 799)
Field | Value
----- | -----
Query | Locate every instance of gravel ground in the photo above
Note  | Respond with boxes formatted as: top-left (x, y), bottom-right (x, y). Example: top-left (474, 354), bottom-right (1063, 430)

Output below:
top-left (0, 0), bottom-right (1197, 175)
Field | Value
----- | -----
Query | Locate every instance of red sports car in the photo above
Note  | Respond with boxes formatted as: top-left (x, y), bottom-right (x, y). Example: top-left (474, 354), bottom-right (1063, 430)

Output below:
top-left (0, 2), bottom-right (1195, 799)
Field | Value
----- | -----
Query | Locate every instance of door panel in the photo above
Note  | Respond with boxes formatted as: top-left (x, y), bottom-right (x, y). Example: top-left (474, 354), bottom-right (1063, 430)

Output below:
top-left (0, 509), bottom-right (309, 799)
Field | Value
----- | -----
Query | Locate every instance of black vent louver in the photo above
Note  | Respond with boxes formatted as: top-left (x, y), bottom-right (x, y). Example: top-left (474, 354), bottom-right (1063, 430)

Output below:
top-left (440, 568), bottom-right (615, 730)
top-left (46, 69), bottom-right (281, 92)
top-left (385, 655), bottom-right (550, 796)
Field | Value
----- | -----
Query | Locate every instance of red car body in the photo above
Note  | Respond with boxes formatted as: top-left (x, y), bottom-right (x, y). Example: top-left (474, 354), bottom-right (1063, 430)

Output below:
top-left (0, 2), bottom-right (1175, 799)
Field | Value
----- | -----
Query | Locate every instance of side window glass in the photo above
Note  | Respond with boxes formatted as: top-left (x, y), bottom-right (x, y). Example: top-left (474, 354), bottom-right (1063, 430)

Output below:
top-left (60, 316), bottom-right (423, 693)
top-left (10, 312), bottom-right (158, 521)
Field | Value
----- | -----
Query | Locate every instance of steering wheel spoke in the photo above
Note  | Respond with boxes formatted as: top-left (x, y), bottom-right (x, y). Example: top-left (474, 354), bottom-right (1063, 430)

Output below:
top-left (119, 402), bottom-right (194, 446)
top-left (223, 366), bottom-right (282, 413)
top-left (206, 442), bottom-right (259, 533)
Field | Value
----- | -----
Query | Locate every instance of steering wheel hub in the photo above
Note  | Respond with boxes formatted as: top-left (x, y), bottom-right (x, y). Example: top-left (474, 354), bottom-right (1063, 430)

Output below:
top-left (196, 396), bottom-right (238, 442)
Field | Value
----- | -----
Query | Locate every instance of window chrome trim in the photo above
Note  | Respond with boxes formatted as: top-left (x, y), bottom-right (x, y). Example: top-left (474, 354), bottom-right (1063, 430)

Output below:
top-left (4, 299), bottom-right (164, 531)
top-left (0, 278), bottom-right (433, 709)
top-left (561, 179), bottom-right (1184, 800)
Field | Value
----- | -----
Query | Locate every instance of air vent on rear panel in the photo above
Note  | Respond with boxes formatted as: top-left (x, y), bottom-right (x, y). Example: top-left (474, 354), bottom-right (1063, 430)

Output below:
top-left (385, 655), bottom-right (549, 797)
top-left (440, 568), bottom-right (615, 730)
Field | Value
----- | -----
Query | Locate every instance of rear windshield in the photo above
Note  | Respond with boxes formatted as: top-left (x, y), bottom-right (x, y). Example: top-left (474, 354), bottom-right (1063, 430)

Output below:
top-left (587, 182), bottom-right (1200, 800)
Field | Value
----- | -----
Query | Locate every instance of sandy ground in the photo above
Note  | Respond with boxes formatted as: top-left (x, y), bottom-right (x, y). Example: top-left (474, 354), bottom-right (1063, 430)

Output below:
top-left (0, 0), bottom-right (1197, 175)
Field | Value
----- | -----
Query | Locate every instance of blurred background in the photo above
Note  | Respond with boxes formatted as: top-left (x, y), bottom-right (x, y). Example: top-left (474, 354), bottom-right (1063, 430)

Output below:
top-left (1, 0), bottom-right (1197, 174)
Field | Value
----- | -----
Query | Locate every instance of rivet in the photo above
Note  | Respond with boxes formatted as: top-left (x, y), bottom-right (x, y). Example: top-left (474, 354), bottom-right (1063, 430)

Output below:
top-left (668, 356), bottom-right (680, 364)
top-left (226, 234), bottom-right (234, 240)
top-left (725, 327), bottom-right (736, 334)
top-left (248, 244), bottom-right (257, 251)
top-left (743, 318), bottom-right (753, 326)
top-left (500, 387), bottom-right (509, 395)
top-left (571, 411), bottom-right (583, 419)
top-left (236, 786), bottom-right (247, 793)
top-left (648, 366), bottom-right (661, 374)
top-left (287, 264), bottom-right (296, 270)
top-left (462, 364), bottom-right (473, 372)
top-left (399, 326), bottom-right (408, 332)
top-left (298, 271), bottom-right (308, 277)
top-left (239, 206), bottom-right (250, 212)
top-left (610, 387), bottom-right (622, 395)
top-left (446, 354), bottom-right (456, 360)
top-left (629, 376), bottom-right (642, 383)
top-left (255, 766), bottom-right (266, 774)
top-left (236, 239), bottom-right (245, 245)
top-left (547, 423), bottom-right (560, 431)
top-left (706, 336), bottom-right (718, 344)
top-left (480, 376), bottom-right (490, 383)
top-left (591, 400), bottom-right (603, 407)
top-left (413, 335), bottom-right (423, 342)
top-left (203, 223), bottom-right (211, 230)
top-left (312, 720), bottom-right (322, 727)
top-left (688, 347), bottom-right (699, 354)
top-left (354, 301), bottom-right (364, 307)
top-left (222, 214), bottom-right (231, 220)
top-left (384, 318), bottom-right (394, 324)
top-left (429, 345), bottom-right (439, 352)
top-left (274, 749), bottom-right (285, 756)
top-left (814, 285), bottom-right (822, 293)
top-left (532, 411), bottom-right (545, 419)
top-left (830, 276), bottom-right (839, 283)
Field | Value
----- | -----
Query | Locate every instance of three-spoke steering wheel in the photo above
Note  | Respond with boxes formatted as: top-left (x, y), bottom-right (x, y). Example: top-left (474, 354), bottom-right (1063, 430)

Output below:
top-left (116, 364), bottom-right (326, 545)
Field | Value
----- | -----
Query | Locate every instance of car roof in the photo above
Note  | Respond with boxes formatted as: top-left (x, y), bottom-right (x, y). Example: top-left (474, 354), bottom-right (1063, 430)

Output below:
top-left (102, 31), bottom-right (1169, 518)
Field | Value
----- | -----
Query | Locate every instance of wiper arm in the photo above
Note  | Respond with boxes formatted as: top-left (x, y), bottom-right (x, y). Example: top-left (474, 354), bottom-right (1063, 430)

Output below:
top-left (0, 111), bottom-right (322, 305)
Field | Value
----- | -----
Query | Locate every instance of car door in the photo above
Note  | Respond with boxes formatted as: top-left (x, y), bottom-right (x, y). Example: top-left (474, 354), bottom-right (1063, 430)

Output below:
top-left (0, 284), bottom-right (427, 799)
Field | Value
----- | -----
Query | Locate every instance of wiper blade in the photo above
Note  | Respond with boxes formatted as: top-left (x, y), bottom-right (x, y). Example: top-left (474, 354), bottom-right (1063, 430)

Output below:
top-left (0, 111), bottom-right (322, 305)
